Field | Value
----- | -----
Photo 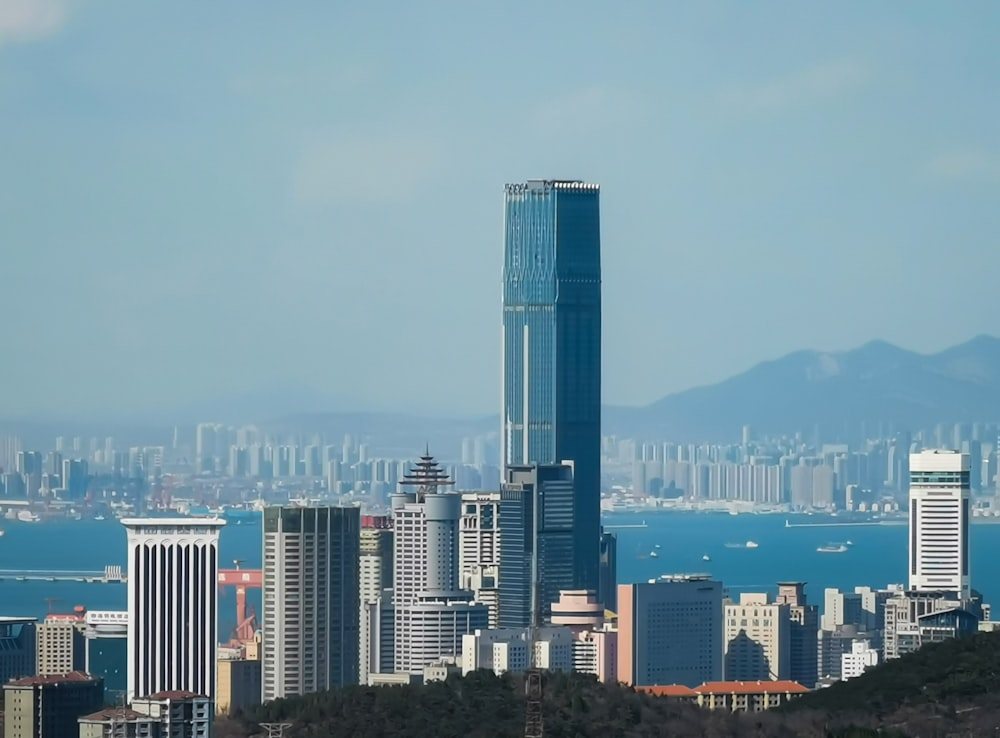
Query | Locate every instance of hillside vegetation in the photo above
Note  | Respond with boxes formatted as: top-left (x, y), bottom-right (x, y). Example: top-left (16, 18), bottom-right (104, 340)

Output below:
top-left (217, 634), bottom-right (1000, 737)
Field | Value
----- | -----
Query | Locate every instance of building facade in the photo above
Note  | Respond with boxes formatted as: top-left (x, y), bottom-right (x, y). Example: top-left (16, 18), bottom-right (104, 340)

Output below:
top-left (3, 671), bottom-right (103, 738)
top-left (84, 611), bottom-right (128, 703)
top-left (724, 593), bottom-right (790, 681)
top-left (121, 518), bottom-right (224, 704)
top-left (35, 620), bottom-right (85, 676)
top-left (841, 639), bottom-right (879, 680)
top-left (460, 627), bottom-right (574, 676)
top-left (0, 618), bottom-right (36, 684)
top-left (262, 505), bottom-right (360, 700)
top-left (358, 515), bottom-right (393, 684)
top-left (458, 492), bottom-right (502, 627)
top-left (775, 582), bottom-right (819, 688)
top-left (618, 576), bottom-right (723, 688)
top-left (501, 179), bottom-right (602, 592)
top-left (908, 450), bottom-right (971, 598)
top-left (131, 692), bottom-right (211, 738)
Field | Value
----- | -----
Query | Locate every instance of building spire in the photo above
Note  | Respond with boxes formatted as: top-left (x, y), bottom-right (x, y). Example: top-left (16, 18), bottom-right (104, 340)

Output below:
top-left (400, 448), bottom-right (453, 495)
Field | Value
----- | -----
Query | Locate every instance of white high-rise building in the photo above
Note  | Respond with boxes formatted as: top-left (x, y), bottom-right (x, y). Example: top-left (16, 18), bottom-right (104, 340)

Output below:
top-left (391, 453), bottom-right (488, 676)
top-left (459, 492), bottom-right (501, 627)
top-left (723, 593), bottom-right (790, 681)
top-left (359, 516), bottom-right (393, 684)
top-left (908, 450), bottom-right (971, 598)
top-left (121, 518), bottom-right (224, 703)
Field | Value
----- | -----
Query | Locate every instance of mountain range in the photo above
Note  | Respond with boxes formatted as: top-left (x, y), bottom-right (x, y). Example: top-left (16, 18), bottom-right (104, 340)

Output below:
top-left (605, 334), bottom-right (1000, 441)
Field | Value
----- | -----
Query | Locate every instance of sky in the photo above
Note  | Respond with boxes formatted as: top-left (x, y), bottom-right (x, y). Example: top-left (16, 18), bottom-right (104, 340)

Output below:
top-left (1, 1), bottom-right (998, 420)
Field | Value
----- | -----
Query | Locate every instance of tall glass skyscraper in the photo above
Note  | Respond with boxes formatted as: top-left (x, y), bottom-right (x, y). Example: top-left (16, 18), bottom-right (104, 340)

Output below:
top-left (501, 179), bottom-right (602, 592)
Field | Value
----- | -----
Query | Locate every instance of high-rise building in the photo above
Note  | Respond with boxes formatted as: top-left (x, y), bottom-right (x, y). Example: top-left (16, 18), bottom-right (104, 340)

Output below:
top-left (774, 582), bottom-right (819, 689)
top-left (3, 671), bottom-right (103, 738)
top-left (498, 463), bottom-right (576, 628)
top-left (35, 620), bottom-right (85, 676)
top-left (908, 450), bottom-right (971, 598)
top-left (724, 593), bottom-right (790, 681)
top-left (617, 576), bottom-right (723, 688)
top-left (359, 515), bottom-right (393, 684)
top-left (262, 505), bottom-right (361, 699)
top-left (501, 179), bottom-right (602, 592)
top-left (0, 618), bottom-right (36, 684)
top-left (121, 517), bottom-right (224, 704)
top-left (391, 452), bottom-right (488, 676)
top-left (458, 492), bottom-right (501, 626)
top-left (598, 530), bottom-right (617, 611)
top-left (83, 611), bottom-right (128, 703)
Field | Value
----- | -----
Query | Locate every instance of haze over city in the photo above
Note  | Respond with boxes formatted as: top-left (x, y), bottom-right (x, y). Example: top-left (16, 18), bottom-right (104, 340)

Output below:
top-left (2, 1), bottom-right (998, 422)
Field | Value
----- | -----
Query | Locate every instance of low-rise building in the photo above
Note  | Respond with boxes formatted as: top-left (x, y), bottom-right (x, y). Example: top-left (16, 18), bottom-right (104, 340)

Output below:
top-left (461, 627), bottom-right (573, 676)
top-left (130, 691), bottom-right (211, 738)
top-left (3, 671), bottom-right (103, 738)
top-left (841, 639), bottom-right (879, 680)
top-left (639, 680), bottom-right (809, 712)
top-left (78, 707), bottom-right (161, 738)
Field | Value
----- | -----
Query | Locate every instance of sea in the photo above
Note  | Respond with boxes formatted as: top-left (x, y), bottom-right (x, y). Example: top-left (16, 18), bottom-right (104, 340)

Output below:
top-left (2, 512), bottom-right (1000, 626)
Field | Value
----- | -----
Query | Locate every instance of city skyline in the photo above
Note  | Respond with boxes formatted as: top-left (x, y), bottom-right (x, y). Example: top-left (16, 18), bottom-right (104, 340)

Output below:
top-left (2, 3), bottom-right (999, 420)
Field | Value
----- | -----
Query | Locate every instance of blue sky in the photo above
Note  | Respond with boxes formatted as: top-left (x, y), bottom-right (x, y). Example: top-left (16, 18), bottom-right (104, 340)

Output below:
top-left (1, 1), bottom-right (998, 419)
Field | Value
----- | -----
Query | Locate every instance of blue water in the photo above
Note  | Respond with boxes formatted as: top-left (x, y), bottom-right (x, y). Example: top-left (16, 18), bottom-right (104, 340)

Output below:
top-left (2, 513), bottom-right (999, 622)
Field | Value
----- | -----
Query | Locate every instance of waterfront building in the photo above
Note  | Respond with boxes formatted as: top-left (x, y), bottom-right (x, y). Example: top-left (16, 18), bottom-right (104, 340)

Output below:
top-left (617, 576), bottom-right (723, 688)
top-left (83, 611), bottom-right (128, 702)
top-left (121, 518), bottom-right (225, 704)
top-left (498, 463), bottom-right (576, 628)
top-left (0, 618), bottom-right (36, 684)
top-left (841, 639), bottom-right (879, 680)
top-left (3, 671), bottom-right (103, 738)
top-left (391, 452), bottom-right (488, 676)
top-left (908, 450), bottom-right (971, 598)
top-left (262, 505), bottom-right (360, 699)
top-left (501, 179), bottom-right (602, 592)
top-left (358, 515), bottom-right (393, 684)
top-left (723, 593), bottom-right (790, 681)
top-left (460, 627), bottom-right (574, 676)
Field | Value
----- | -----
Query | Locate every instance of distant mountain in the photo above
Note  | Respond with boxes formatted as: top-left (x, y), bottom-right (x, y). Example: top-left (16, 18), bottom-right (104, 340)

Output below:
top-left (604, 335), bottom-right (1000, 442)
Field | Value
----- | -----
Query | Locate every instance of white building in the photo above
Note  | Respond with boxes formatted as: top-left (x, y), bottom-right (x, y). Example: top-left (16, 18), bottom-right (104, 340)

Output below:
top-left (262, 506), bottom-right (360, 700)
top-left (392, 453), bottom-right (488, 676)
top-left (461, 627), bottom-right (574, 676)
top-left (841, 639), bottom-right (879, 680)
top-left (724, 593), bottom-right (790, 681)
top-left (459, 492), bottom-right (502, 627)
top-left (359, 516), bottom-right (393, 684)
top-left (121, 518), bottom-right (224, 703)
top-left (909, 450), bottom-right (971, 598)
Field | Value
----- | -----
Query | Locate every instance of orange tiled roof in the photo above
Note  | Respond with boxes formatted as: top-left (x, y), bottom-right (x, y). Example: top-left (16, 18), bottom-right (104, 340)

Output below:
top-left (142, 690), bottom-right (206, 700)
top-left (696, 680), bottom-right (808, 694)
top-left (7, 671), bottom-right (96, 687)
top-left (637, 685), bottom-right (699, 697)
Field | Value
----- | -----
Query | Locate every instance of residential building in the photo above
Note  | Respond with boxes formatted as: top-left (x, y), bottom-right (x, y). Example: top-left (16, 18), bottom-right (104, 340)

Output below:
top-left (35, 620), bottom-right (85, 676)
top-left (78, 708), bottom-right (161, 738)
top-left (121, 518), bottom-right (224, 704)
top-left (909, 450), bottom-right (971, 598)
top-left (0, 618), bottom-right (36, 684)
top-left (569, 625), bottom-right (618, 683)
top-left (262, 505), bottom-right (360, 699)
top-left (131, 692), bottom-right (211, 738)
top-left (724, 593), bottom-right (789, 681)
top-left (498, 463), bottom-right (576, 628)
top-left (3, 671), bottom-right (103, 738)
top-left (358, 515), bottom-right (393, 684)
top-left (841, 639), bottom-right (879, 680)
top-left (391, 452), bottom-right (488, 676)
top-left (501, 179), bottom-right (602, 592)
top-left (618, 576), bottom-right (723, 687)
top-left (83, 611), bottom-right (127, 703)
top-left (461, 627), bottom-right (574, 676)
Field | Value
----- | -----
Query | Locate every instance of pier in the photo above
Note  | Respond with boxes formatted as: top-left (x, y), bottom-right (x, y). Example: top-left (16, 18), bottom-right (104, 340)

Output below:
top-left (0, 565), bottom-right (126, 583)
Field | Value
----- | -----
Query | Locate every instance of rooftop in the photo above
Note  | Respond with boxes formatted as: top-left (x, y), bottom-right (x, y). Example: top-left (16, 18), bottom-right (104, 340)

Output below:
top-left (140, 690), bottom-right (207, 701)
top-left (120, 517), bottom-right (226, 528)
top-left (7, 671), bottom-right (97, 687)
top-left (639, 681), bottom-right (809, 697)
top-left (80, 708), bottom-right (153, 722)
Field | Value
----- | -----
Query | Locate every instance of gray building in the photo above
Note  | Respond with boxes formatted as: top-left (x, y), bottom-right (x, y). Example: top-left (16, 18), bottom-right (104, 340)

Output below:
top-left (501, 179), bottom-right (602, 592)
top-left (498, 463), bottom-right (576, 628)
top-left (262, 505), bottom-right (361, 699)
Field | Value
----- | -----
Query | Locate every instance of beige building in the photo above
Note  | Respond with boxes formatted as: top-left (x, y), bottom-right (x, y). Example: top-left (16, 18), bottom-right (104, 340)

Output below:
top-left (215, 657), bottom-right (262, 716)
top-left (641, 680), bottom-right (809, 712)
top-left (35, 620), bottom-right (85, 676)
top-left (78, 708), bottom-right (161, 738)
top-left (724, 593), bottom-right (789, 681)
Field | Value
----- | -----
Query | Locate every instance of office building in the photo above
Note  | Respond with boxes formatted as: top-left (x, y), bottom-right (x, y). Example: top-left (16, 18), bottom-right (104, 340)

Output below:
top-left (551, 590), bottom-right (617, 682)
top-left (216, 655), bottom-right (262, 716)
top-left (724, 593), bottom-right (790, 681)
top-left (598, 530), bottom-right (617, 611)
top-left (83, 611), bottom-right (128, 703)
top-left (458, 492), bottom-right (502, 625)
top-left (262, 505), bottom-right (360, 699)
top-left (3, 671), bottom-right (103, 738)
top-left (501, 179), bottom-right (602, 592)
top-left (131, 692), bottom-right (211, 738)
top-left (909, 450), bottom-right (971, 598)
top-left (359, 515), bottom-right (393, 684)
top-left (841, 639), bottom-right (879, 680)
top-left (0, 618), bottom-right (36, 684)
top-left (121, 518), bottom-right (224, 703)
top-left (391, 452), bottom-right (488, 676)
top-left (498, 463), bottom-right (576, 628)
top-left (618, 576), bottom-right (723, 688)
top-left (461, 627), bottom-right (574, 676)
top-left (883, 590), bottom-right (980, 659)
top-left (35, 620), bottom-right (85, 676)
top-left (775, 582), bottom-right (819, 688)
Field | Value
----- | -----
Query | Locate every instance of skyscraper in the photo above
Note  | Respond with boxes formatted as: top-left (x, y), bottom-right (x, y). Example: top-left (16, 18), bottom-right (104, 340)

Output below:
top-left (359, 515), bottom-right (393, 684)
top-left (121, 517), bottom-right (224, 704)
top-left (262, 505), bottom-right (361, 699)
top-left (908, 450), bottom-right (971, 598)
top-left (501, 179), bottom-right (602, 591)
top-left (391, 452), bottom-right (488, 676)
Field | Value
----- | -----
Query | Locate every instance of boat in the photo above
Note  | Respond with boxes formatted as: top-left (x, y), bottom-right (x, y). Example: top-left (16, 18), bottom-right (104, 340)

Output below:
top-left (702, 554), bottom-right (711, 561)
top-left (745, 541), bottom-right (759, 549)
top-left (724, 541), bottom-right (759, 549)
top-left (817, 544), bottom-right (848, 554)
top-left (653, 544), bottom-right (661, 549)
top-left (0, 529), bottom-right (5, 537)
top-left (16, 510), bottom-right (40, 523)
top-left (649, 551), bottom-right (659, 558)
top-left (94, 515), bottom-right (106, 521)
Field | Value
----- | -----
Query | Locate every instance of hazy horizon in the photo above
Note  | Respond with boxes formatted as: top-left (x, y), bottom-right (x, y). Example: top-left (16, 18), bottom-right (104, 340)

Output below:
top-left (2, 2), bottom-right (998, 419)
